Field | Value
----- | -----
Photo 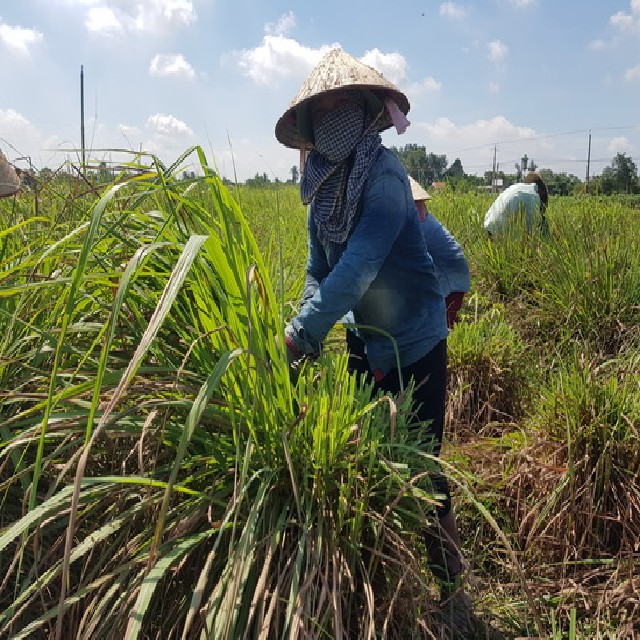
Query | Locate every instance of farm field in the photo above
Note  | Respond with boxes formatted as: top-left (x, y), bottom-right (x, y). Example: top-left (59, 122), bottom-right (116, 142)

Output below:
top-left (1, 148), bottom-right (639, 639)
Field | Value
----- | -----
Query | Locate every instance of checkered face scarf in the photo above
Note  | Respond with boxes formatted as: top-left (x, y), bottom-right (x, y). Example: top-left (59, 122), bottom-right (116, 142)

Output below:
top-left (300, 93), bottom-right (382, 243)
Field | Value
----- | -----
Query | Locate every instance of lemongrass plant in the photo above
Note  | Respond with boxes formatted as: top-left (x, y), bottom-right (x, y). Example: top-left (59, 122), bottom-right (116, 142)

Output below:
top-left (0, 148), bottom-right (447, 639)
top-left (507, 349), bottom-right (640, 565)
top-left (446, 300), bottom-right (529, 434)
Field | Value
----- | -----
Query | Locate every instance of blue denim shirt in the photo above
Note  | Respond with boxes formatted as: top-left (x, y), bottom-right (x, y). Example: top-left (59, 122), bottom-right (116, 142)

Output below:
top-left (290, 147), bottom-right (448, 376)
top-left (421, 214), bottom-right (471, 297)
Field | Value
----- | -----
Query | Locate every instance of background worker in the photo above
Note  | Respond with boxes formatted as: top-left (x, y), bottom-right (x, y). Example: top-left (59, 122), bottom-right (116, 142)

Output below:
top-left (275, 47), bottom-right (478, 635)
top-left (483, 171), bottom-right (549, 236)
top-left (409, 176), bottom-right (470, 328)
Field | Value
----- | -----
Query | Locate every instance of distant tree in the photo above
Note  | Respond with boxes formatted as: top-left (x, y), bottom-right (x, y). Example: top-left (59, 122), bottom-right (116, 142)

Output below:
top-left (390, 144), bottom-right (447, 184)
top-left (601, 152), bottom-right (638, 194)
top-left (424, 152), bottom-right (448, 183)
top-left (245, 172), bottom-right (271, 187)
top-left (483, 169), bottom-right (506, 187)
top-left (538, 168), bottom-right (582, 196)
top-left (290, 165), bottom-right (299, 184)
top-left (585, 175), bottom-right (602, 196)
top-left (445, 158), bottom-right (464, 178)
top-left (445, 174), bottom-right (484, 192)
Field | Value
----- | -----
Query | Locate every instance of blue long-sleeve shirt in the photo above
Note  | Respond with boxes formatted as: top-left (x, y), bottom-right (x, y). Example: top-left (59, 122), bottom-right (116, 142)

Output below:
top-left (421, 214), bottom-right (471, 297)
top-left (290, 147), bottom-right (448, 376)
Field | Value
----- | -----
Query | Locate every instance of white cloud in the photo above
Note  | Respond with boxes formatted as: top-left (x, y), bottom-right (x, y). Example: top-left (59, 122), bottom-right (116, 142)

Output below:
top-left (588, 39), bottom-right (607, 51)
top-left (149, 53), bottom-right (195, 79)
top-left (439, 2), bottom-right (467, 19)
top-left (416, 115), bottom-right (553, 173)
top-left (610, 1), bottom-right (640, 32)
top-left (86, 7), bottom-right (122, 33)
top-left (624, 64), bottom-right (640, 81)
top-left (151, 0), bottom-right (196, 23)
top-left (0, 108), bottom-right (38, 144)
top-left (360, 49), bottom-right (408, 85)
top-left (234, 22), bottom-right (411, 89)
top-left (610, 11), bottom-right (635, 30)
top-left (487, 40), bottom-right (508, 62)
top-left (507, 0), bottom-right (536, 7)
top-left (423, 115), bottom-right (537, 144)
top-left (234, 35), bottom-right (335, 85)
top-left (147, 114), bottom-right (194, 136)
top-left (608, 136), bottom-right (633, 154)
top-left (0, 22), bottom-right (44, 56)
top-left (423, 77), bottom-right (442, 91)
top-left (489, 81), bottom-right (500, 93)
top-left (266, 11), bottom-right (295, 36)
top-left (407, 76), bottom-right (442, 97)
top-left (84, 0), bottom-right (196, 36)
top-left (0, 108), bottom-right (50, 162)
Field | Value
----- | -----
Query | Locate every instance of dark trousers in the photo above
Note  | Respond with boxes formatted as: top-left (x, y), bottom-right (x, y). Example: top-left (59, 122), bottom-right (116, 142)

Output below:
top-left (346, 331), bottom-right (451, 516)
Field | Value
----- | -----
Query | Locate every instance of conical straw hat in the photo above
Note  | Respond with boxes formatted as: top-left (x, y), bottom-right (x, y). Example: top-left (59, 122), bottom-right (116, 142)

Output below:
top-left (0, 150), bottom-right (20, 197)
top-left (408, 176), bottom-right (431, 201)
top-left (275, 48), bottom-right (410, 149)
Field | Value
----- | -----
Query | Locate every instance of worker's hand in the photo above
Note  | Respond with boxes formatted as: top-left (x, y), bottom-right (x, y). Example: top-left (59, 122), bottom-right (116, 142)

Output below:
top-left (281, 323), bottom-right (321, 382)
top-left (445, 292), bottom-right (465, 328)
top-left (284, 331), bottom-right (303, 367)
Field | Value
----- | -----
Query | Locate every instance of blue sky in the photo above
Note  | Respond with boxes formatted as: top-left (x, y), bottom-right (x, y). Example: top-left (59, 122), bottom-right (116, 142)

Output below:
top-left (1, 1), bottom-right (639, 182)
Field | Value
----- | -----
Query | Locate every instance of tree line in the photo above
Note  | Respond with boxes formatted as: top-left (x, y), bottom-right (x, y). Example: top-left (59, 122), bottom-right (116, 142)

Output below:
top-left (388, 144), bottom-right (640, 196)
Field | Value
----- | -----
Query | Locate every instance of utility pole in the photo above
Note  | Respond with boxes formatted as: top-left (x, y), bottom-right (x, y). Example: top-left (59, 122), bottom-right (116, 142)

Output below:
top-left (585, 129), bottom-right (592, 192)
top-left (80, 65), bottom-right (86, 177)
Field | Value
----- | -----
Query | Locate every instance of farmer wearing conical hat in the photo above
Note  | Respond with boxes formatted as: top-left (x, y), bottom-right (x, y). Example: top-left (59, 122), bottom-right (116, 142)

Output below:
top-left (483, 170), bottom-right (549, 236)
top-left (0, 150), bottom-right (20, 198)
top-left (275, 48), bottom-right (478, 635)
top-left (408, 176), bottom-right (471, 328)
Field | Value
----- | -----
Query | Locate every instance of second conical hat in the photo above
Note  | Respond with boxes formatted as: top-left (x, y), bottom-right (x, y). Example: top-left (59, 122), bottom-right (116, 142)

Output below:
top-left (275, 48), bottom-right (410, 149)
top-left (0, 150), bottom-right (20, 197)
top-left (408, 176), bottom-right (432, 201)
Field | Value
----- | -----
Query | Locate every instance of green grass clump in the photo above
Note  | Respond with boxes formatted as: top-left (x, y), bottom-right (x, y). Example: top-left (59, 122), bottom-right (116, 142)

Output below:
top-left (0, 150), bottom-right (455, 639)
top-left (507, 351), bottom-right (640, 564)
top-left (447, 302), bottom-right (530, 434)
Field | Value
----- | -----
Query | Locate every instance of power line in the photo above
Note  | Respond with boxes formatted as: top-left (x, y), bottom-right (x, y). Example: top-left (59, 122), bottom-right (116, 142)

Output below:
top-left (444, 124), bottom-right (640, 158)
